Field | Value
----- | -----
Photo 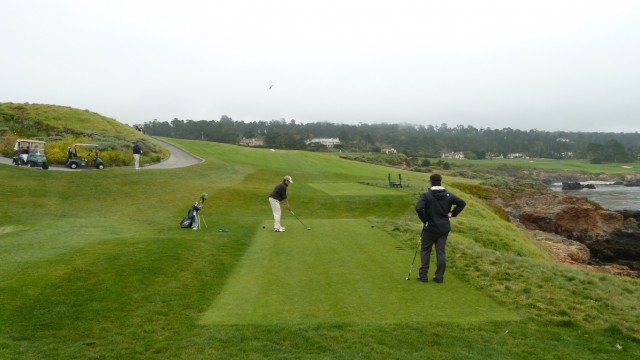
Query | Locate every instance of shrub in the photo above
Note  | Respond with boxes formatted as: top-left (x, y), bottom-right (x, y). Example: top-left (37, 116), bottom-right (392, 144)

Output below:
top-left (339, 153), bottom-right (410, 168)
top-left (0, 132), bottom-right (19, 157)
top-left (101, 150), bottom-right (131, 167)
top-left (46, 146), bottom-right (68, 164)
top-left (145, 153), bottom-right (163, 164)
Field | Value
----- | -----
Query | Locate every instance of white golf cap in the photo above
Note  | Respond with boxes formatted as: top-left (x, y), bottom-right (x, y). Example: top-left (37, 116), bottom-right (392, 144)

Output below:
top-left (284, 175), bottom-right (293, 183)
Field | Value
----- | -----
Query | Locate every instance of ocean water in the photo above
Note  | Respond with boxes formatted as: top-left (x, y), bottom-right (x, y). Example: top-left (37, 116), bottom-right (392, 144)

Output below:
top-left (551, 184), bottom-right (640, 211)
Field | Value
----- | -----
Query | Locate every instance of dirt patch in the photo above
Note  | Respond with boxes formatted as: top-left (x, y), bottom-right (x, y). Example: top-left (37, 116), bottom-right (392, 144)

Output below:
top-left (0, 226), bottom-right (20, 236)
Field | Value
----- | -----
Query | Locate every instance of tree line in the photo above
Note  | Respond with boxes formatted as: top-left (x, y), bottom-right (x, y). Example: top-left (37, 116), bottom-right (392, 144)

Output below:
top-left (143, 117), bottom-right (640, 162)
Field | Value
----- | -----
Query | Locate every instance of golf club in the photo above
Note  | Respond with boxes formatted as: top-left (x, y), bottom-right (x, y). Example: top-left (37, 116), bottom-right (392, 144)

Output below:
top-left (406, 226), bottom-right (425, 280)
top-left (289, 210), bottom-right (311, 230)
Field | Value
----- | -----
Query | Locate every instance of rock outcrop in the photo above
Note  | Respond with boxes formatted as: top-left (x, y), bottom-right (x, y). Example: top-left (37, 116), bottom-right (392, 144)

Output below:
top-left (495, 191), bottom-right (640, 277)
top-left (561, 182), bottom-right (596, 190)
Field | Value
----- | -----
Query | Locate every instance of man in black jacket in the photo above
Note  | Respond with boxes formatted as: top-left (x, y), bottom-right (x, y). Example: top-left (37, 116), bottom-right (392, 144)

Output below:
top-left (132, 141), bottom-right (142, 169)
top-left (415, 174), bottom-right (466, 283)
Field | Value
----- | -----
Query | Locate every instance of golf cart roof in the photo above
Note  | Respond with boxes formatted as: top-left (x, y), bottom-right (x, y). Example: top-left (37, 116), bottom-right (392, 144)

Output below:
top-left (72, 143), bottom-right (99, 147)
top-left (16, 139), bottom-right (46, 144)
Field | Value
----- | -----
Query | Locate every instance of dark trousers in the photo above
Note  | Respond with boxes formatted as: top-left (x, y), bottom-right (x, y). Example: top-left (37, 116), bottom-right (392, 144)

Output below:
top-left (418, 230), bottom-right (449, 281)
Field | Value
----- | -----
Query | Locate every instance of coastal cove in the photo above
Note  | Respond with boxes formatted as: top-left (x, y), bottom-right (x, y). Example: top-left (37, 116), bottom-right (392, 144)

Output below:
top-left (550, 184), bottom-right (640, 211)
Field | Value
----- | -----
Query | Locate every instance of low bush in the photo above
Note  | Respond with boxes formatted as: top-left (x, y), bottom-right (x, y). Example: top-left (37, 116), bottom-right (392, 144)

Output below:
top-left (0, 103), bottom-right (167, 166)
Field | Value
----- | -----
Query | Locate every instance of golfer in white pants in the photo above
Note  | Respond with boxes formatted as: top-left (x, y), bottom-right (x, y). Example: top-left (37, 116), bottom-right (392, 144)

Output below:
top-left (268, 176), bottom-right (293, 232)
top-left (132, 141), bottom-right (142, 169)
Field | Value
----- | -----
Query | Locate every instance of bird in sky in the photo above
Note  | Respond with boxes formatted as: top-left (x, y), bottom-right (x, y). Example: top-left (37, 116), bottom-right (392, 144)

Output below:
top-left (269, 84), bottom-right (274, 90)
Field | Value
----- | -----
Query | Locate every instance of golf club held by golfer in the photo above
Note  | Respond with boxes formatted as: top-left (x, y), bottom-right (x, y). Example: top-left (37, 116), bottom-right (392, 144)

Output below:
top-left (290, 210), bottom-right (311, 230)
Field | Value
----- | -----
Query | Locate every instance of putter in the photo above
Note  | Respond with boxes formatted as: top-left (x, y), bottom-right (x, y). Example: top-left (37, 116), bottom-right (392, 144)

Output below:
top-left (289, 210), bottom-right (311, 230)
top-left (406, 226), bottom-right (425, 280)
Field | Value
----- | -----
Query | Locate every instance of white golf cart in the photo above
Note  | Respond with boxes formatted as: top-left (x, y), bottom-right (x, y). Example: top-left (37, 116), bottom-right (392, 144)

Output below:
top-left (12, 139), bottom-right (49, 169)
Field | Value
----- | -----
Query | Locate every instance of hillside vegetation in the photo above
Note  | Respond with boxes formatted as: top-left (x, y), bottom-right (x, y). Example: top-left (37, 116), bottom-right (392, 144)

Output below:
top-left (0, 136), bottom-right (638, 359)
top-left (0, 102), bottom-right (167, 166)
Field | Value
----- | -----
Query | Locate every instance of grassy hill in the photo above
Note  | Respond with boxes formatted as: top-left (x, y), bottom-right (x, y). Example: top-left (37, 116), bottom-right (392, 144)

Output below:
top-left (0, 138), bottom-right (639, 359)
top-left (0, 103), bottom-right (167, 166)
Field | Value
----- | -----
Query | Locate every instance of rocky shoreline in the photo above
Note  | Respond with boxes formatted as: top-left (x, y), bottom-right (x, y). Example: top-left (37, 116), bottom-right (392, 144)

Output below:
top-left (493, 189), bottom-right (640, 278)
top-left (558, 180), bottom-right (639, 190)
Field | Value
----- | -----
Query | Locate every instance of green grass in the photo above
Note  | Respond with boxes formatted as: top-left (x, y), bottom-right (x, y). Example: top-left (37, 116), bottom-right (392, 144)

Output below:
top-left (1, 138), bottom-right (639, 359)
top-left (0, 102), bottom-right (129, 134)
top-left (202, 219), bottom-right (516, 324)
top-left (446, 157), bottom-right (640, 174)
top-left (0, 102), bottom-right (168, 165)
top-left (308, 183), bottom-right (404, 196)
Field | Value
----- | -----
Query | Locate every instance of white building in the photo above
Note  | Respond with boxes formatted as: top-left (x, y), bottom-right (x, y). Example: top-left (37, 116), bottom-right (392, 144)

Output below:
top-left (240, 138), bottom-right (265, 146)
top-left (506, 153), bottom-right (528, 159)
top-left (306, 138), bottom-right (341, 148)
top-left (441, 151), bottom-right (465, 159)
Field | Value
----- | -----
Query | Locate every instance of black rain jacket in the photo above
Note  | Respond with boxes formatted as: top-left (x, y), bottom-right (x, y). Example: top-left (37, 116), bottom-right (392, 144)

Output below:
top-left (415, 187), bottom-right (466, 234)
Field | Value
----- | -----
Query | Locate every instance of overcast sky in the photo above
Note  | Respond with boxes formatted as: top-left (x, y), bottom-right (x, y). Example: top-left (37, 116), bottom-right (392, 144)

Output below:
top-left (2, 0), bottom-right (639, 132)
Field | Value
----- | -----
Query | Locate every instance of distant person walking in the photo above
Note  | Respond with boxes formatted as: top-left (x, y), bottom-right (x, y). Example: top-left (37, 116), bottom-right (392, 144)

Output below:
top-left (269, 176), bottom-right (293, 232)
top-left (415, 173), bottom-right (466, 283)
top-left (132, 141), bottom-right (142, 169)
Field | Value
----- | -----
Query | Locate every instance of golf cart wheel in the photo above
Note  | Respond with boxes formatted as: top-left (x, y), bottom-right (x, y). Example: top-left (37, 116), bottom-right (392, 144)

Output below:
top-left (96, 163), bottom-right (104, 170)
top-left (70, 162), bottom-right (78, 169)
top-left (27, 162), bottom-right (34, 167)
top-left (42, 163), bottom-right (49, 170)
top-left (12, 159), bottom-right (18, 166)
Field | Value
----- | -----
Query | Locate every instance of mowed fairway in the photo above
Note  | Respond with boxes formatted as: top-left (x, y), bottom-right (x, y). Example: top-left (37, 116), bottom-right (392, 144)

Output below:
top-left (2, 138), bottom-right (639, 359)
top-left (202, 218), bottom-right (516, 324)
top-left (309, 183), bottom-right (404, 196)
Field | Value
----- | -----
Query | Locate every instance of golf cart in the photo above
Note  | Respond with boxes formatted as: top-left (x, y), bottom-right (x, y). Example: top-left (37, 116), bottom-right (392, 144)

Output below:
top-left (66, 143), bottom-right (105, 169)
top-left (12, 139), bottom-right (49, 169)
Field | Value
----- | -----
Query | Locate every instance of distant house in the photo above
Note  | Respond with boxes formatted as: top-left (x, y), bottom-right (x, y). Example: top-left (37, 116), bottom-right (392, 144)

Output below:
top-left (485, 152), bottom-right (503, 160)
top-left (381, 147), bottom-right (397, 154)
top-left (240, 137), bottom-right (265, 147)
top-left (441, 151), bottom-right (465, 159)
top-left (305, 138), bottom-right (341, 148)
top-left (506, 153), bottom-right (528, 159)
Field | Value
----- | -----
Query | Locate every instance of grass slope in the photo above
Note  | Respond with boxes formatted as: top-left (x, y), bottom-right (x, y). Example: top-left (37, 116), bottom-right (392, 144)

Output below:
top-left (0, 102), bottom-right (167, 165)
top-left (0, 102), bottom-right (136, 137)
top-left (0, 138), bottom-right (639, 359)
top-left (202, 219), bottom-right (516, 325)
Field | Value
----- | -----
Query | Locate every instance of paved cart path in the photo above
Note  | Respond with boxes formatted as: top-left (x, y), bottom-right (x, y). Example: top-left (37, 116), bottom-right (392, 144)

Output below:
top-left (145, 137), bottom-right (203, 169)
top-left (0, 137), bottom-right (202, 170)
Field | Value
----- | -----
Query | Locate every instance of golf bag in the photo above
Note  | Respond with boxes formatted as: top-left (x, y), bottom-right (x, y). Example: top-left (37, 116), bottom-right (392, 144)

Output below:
top-left (180, 203), bottom-right (202, 228)
top-left (180, 193), bottom-right (208, 229)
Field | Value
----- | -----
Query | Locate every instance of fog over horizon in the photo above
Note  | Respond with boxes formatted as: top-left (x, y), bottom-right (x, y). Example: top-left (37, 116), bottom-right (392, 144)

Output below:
top-left (3, 1), bottom-right (640, 133)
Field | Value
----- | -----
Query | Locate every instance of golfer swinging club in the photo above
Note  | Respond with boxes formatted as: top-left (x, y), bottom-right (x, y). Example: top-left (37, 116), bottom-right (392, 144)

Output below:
top-left (415, 174), bottom-right (466, 283)
top-left (268, 176), bottom-right (293, 232)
